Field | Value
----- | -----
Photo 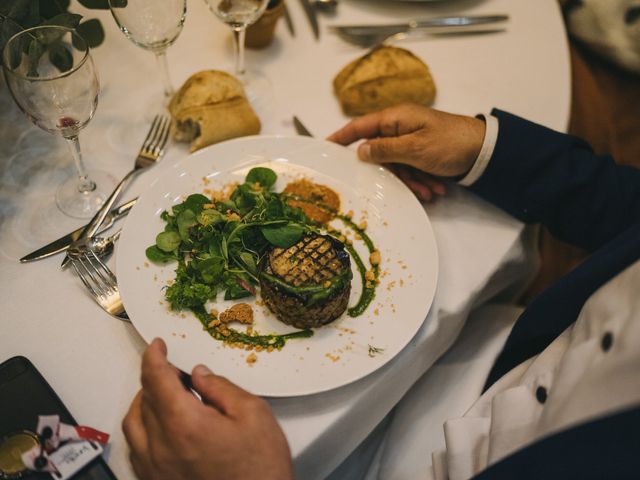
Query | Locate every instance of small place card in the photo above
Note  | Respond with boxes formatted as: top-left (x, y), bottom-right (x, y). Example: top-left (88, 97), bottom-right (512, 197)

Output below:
top-left (48, 441), bottom-right (103, 480)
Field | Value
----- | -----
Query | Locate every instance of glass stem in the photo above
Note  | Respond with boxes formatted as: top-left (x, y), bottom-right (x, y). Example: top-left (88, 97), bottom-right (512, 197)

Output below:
top-left (155, 49), bottom-right (174, 100)
top-left (65, 136), bottom-right (96, 194)
top-left (232, 26), bottom-right (247, 78)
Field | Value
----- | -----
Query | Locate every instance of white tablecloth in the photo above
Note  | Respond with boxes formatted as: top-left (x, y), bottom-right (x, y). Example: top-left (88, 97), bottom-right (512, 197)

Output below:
top-left (0, 0), bottom-right (569, 478)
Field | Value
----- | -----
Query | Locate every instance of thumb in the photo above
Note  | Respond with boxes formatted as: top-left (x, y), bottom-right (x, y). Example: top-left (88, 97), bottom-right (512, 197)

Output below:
top-left (191, 364), bottom-right (255, 416)
top-left (358, 136), bottom-right (424, 170)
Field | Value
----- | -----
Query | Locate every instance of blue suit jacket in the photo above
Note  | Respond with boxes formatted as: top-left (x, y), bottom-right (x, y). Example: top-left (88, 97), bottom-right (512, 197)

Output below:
top-left (466, 110), bottom-right (640, 478)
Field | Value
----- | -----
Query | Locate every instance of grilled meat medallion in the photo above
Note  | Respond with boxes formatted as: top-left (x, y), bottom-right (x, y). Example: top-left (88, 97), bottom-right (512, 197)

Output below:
top-left (260, 233), bottom-right (352, 328)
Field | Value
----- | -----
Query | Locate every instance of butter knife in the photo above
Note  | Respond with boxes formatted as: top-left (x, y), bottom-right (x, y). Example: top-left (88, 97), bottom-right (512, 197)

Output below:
top-left (299, 0), bottom-right (319, 40)
top-left (329, 14), bottom-right (509, 37)
top-left (20, 198), bottom-right (137, 263)
top-left (293, 116), bottom-right (314, 137)
top-left (283, 3), bottom-right (295, 37)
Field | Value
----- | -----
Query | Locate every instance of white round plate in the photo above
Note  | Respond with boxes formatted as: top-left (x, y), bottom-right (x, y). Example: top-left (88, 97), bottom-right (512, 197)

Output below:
top-left (117, 135), bottom-right (438, 397)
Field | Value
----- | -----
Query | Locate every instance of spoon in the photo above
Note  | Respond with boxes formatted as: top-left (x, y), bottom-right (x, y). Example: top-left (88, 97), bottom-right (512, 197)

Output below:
top-left (67, 230), bottom-right (121, 260)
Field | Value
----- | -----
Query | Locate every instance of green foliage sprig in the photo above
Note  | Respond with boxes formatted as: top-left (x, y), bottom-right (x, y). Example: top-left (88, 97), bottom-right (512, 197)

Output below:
top-left (0, 0), bottom-right (124, 67)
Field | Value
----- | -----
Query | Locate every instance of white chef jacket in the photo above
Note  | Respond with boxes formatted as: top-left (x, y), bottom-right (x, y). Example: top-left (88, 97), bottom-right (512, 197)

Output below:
top-left (429, 116), bottom-right (640, 479)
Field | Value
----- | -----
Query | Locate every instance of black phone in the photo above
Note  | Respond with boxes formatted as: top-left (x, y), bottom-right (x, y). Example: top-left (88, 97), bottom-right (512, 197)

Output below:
top-left (0, 356), bottom-right (117, 480)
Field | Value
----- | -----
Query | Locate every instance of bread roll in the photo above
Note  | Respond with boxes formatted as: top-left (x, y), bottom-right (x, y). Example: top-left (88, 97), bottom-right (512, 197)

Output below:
top-left (333, 46), bottom-right (436, 116)
top-left (169, 70), bottom-right (261, 152)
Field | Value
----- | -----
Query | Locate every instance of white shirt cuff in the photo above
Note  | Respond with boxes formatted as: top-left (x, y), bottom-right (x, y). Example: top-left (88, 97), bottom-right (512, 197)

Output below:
top-left (458, 114), bottom-right (499, 187)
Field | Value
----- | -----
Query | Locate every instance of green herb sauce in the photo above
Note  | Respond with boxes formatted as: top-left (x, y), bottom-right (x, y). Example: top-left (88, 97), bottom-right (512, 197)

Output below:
top-left (326, 215), bottom-right (379, 318)
top-left (192, 307), bottom-right (313, 350)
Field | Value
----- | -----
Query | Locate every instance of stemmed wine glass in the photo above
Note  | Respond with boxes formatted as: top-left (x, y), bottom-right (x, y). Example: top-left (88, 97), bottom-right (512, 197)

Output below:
top-left (109, 0), bottom-right (187, 104)
top-left (204, 0), bottom-right (271, 101)
top-left (2, 26), bottom-right (114, 219)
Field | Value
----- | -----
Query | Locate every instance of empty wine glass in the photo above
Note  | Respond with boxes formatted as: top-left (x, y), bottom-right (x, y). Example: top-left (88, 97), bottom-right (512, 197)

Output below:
top-left (109, 0), bottom-right (186, 104)
top-left (2, 26), bottom-right (114, 219)
top-left (204, 0), bottom-right (271, 101)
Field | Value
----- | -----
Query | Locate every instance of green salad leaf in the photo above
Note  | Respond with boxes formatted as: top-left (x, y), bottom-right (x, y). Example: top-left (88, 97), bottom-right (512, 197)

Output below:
top-left (145, 167), bottom-right (312, 310)
top-left (246, 167), bottom-right (277, 189)
top-left (261, 223), bottom-right (305, 248)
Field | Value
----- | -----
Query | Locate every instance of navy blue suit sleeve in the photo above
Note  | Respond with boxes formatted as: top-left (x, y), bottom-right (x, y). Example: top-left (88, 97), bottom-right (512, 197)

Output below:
top-left (468, 110), bottom-right (640, 252)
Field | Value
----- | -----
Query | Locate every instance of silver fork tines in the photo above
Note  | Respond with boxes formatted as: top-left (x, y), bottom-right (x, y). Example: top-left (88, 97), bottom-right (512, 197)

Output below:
top-left (137, 114), bottom-right (171, 167)
top-left (61, 114), bottom-right (171, 269)
top-left (71, 249), bottom-right (129, 321)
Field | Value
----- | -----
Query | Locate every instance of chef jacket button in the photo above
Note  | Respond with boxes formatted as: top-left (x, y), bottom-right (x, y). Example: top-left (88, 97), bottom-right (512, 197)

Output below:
top-left (601, 332), bottom-right (613, 352)
top-left (536, 386), bottom-right (547, 404)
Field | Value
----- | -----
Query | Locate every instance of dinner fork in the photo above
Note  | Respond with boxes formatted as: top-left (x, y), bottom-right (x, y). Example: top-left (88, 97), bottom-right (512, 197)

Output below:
top-left (68, 242), bottom-right (129, 321)
top-left (61, 115), bottom-right (171, 268)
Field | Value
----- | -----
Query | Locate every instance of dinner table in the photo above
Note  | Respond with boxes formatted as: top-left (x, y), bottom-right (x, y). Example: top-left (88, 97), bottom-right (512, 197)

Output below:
top-left (0, 0), bottom-right (570, 478)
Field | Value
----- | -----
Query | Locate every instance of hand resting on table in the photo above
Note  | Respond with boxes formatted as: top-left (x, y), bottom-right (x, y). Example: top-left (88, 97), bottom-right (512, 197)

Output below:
top-left (328, 104), bottom-right (486, 202)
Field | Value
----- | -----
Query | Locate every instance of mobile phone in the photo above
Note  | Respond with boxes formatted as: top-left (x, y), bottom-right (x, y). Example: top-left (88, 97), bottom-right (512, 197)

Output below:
top-left (0, 356), bottom-right (117, 480)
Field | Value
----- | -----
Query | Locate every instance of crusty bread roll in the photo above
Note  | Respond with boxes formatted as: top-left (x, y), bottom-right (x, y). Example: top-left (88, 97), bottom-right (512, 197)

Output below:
top-left (169, 70), bottom-right (261, 152)
top-left (333, 46), bottom-right (436, 116)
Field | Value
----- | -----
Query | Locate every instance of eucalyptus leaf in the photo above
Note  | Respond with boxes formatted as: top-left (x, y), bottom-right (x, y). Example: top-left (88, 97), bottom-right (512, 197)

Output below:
top-left (41, 12), bottom-right (81, 30)
top-left (77, 0), bottom-right (109, 9)
top-left (261, 223), bottom-right (304, 248)
top-left (5, 0), bottom-right (32, 21)
top-left (48, 41), bottom-right (73, 72)
top-left (38, 0), bottom-right (70, 18)
top-left (5, 30), bottom-right (27, 70)
top-left (26, 37), bottom-right (43, 76)
top-left (0, 0), bottom-right (105, 68)
top-left (75, 18), bottom-right (104, 48)
top-left (246, 167), bottom-right (277, 189)
top-left (156, 231), bottom-right (181, 252)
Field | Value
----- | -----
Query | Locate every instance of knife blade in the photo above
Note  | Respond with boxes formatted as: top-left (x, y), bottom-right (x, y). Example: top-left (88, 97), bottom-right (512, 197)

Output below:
top-left (20, 198), bottom-right (137, 263)
top-left (329, 14), bottom-right (509, 37)
top-left (293, 116), bottom-right (314, 137)
top-left (299, 0), bottom-right (319, 40)
top-left (283, 3), bottom-right (295, 37)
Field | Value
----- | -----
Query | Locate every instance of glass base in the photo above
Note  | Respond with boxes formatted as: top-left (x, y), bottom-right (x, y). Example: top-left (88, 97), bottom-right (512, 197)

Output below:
top-left (55, 170), bottom-right (118, 219)
top-left (237, 69), bottom-right (273, 112)
top-left (143, 91), bottom-right (172, 121)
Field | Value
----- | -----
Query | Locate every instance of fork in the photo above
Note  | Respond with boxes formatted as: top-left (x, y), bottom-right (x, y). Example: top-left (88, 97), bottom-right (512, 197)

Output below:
top-left (68, 243), bottom-right (129, 321)
top-left (334, 25), bottom-right (507, 49)
top-left (61, 115), bottom-right (171, 268)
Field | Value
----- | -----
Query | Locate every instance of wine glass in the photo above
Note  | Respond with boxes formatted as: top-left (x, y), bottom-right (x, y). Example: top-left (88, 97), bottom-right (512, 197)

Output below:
top-left (2, 26), bottom-right (114, 219)
top-left (204, 0), bottom-right (271, 101)
top-left (109, 0), bottom-right (186, 104)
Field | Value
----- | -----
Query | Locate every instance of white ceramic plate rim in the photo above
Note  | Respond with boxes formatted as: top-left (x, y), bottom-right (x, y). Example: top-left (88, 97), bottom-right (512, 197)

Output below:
top-left (117, 135), bottom-right (439, 397)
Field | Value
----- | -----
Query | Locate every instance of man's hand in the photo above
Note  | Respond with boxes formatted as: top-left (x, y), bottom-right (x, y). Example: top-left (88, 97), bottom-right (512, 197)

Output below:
top-left (123, 338), bottom-right (294, 480)
top-left (328, 104), bottom-right (486, 202)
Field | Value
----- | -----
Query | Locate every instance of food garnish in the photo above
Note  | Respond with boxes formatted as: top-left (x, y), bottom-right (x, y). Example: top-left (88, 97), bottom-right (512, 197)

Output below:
top-left (145, 167), bottom-right (380, 351)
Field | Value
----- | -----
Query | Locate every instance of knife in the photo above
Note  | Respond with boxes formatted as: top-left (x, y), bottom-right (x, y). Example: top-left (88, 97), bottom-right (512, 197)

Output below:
top-left (20, 198), bottom-right (137, 263)
top-left (293, 115), bottom-right (314, 137)
top-left (329, 14), bottom-right (509, 37)
top-left (283, 3), bottom-right (295, 37)
top-left (299, 0), bottom-right (319, 40)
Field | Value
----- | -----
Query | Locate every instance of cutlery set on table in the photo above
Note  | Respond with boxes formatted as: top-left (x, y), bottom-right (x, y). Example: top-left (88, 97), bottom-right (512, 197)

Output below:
top-left (294, 0), bottom-right (508, 45)
top-left (20, 116), bottom-right (171, 321)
